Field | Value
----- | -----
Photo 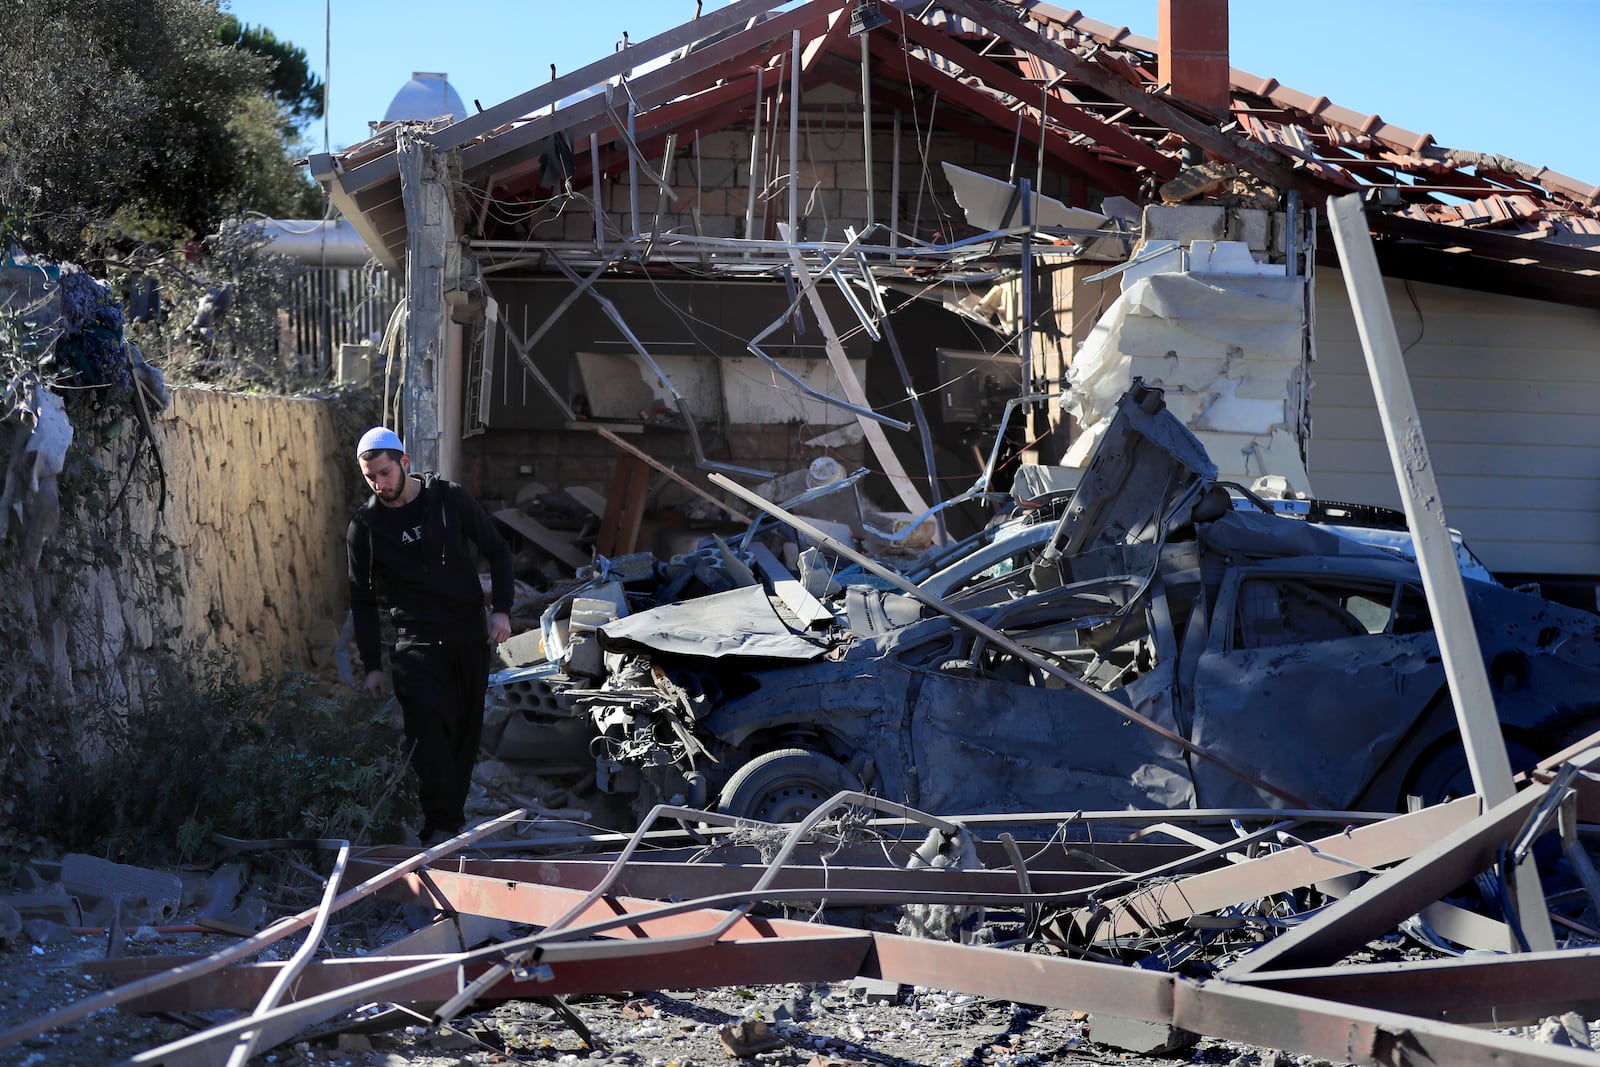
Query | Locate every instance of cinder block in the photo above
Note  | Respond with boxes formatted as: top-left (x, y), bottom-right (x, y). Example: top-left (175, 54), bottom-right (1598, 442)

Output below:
top-left (797, 160), bottom-right (834, 187)
top-left (561, 210), bottom-right (597, 243)
top-left (1144, 204), bottom-right (1227, 243)
top-left (699, 214), bottom-right (739, 239)
top-left (493, 628), bottom-right (546, 669)
top-left (834, 161), bottom-right (868, 190)
top-left (694, 130), bottom-right (749, 159)
top-left (562, 633), bottom-right (603, 679)
top-left (1231, 208), bottom-right (1272, 250)
top-left (569, 596), bottom-right (621, 632)
top-left (849, 976), bottom-right (901, 1004)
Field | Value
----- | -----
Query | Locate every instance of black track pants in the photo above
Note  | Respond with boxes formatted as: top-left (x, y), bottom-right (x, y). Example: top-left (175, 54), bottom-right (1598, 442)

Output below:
top-left (390, 639), bottom-right (491, 837)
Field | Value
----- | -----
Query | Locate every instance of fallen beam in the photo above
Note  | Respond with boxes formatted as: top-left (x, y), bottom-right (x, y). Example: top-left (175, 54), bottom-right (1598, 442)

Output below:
top-left (1097, 797), bottom-right (1478, 938)
top-left (493, 507), bottom-right (591, 570)
top-left (113, 935), bottom-right (873, 1013)
top-left (1235, 946), bottom-right (1600, 1027)
top-left (1223, 750), bottom-right (1600, 978)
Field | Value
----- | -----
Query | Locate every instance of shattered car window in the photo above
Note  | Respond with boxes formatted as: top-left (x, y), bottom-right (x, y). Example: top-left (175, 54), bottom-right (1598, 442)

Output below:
top-left (1235, 578), bottom-right (1372, 648)
top-left (1232, 577), bottom-right (1435, 649)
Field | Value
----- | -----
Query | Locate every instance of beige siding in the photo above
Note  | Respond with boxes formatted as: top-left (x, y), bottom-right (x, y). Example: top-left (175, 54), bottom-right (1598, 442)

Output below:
top-left (1306, 272), bottom-right (1600, 577)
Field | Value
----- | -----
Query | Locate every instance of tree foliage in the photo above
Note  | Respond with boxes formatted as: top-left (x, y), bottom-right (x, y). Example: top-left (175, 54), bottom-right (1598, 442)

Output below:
top-left (216, 14), bottom-right (326, 131)
top-left (0, 0), bottom-right (323, 261)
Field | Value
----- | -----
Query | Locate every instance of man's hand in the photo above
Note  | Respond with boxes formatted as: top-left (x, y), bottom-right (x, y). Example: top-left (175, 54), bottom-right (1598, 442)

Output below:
top-left (489, 612), bottom-right (512, 645)
top-left (364, 670), bottom-right (389, 699)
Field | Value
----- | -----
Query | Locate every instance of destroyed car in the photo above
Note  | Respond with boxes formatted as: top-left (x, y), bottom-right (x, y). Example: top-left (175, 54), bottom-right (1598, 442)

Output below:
top-left (517, 383), bottom-right (1600, 821)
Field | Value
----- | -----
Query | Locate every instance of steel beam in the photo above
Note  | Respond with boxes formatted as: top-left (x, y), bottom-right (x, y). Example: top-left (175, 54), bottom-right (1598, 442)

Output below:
top-left (115, 935), bottom-right (874, 1012)
top-left (0, 813), bottom-right (525, 1052)
top-left (1172, 978), bottom-right (1600, 1067)
top-left (1238, 946), bottom-right (1600, 1026)
top-left (362, 857), bottom-right (1122, 901)
top-left (1222, 753), bottom-right (1600, 978)
top-left (1327, 190), bottom-right (1553, 950)
top-left (1099, 797), bottom-right (1478, 938)
top-left (871, 933), bottom-right (1600, 1066)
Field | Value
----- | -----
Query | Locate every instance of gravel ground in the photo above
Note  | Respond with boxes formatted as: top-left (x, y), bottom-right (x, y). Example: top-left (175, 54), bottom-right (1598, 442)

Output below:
top-left (0, 921), bottom-right (1340, 1067)
top-left (6, 902), bottom-right (1596, 1067)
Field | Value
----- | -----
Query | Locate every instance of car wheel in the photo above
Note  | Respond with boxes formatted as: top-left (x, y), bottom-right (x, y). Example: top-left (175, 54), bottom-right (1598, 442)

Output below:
top-left (716, 748), bottom-right (862, 824)
top-left (1401, 737), bottom-right (1539, 809)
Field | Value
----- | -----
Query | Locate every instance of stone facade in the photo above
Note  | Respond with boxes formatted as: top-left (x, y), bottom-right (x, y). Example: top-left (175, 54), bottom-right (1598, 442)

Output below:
top-left (1, 386), bottom-right (353, 790)
top-left (145, 388), bottom-right (353, 677)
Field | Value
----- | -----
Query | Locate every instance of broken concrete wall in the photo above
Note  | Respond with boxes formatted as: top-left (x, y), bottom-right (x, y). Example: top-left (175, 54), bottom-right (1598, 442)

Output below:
top-left (1062, 268), bottom-right (1311, 492)
top-left (1051, 203), bottom-right (1310, 491)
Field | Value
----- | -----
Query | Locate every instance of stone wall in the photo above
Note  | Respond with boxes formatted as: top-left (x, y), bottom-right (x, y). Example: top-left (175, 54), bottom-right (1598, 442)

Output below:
top-left (145, 387), bottom-right (353, 678)
top-left (0, 386), bottom-right (353, 792)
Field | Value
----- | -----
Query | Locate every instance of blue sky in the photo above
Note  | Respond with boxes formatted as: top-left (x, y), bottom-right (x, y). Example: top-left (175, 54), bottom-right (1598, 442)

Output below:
top-left (227, 0), bottom-right (1600, 187)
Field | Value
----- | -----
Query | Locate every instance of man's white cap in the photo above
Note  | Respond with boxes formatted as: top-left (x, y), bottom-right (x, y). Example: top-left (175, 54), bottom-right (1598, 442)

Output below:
top-left (357, 426), bottom-right (405, 459)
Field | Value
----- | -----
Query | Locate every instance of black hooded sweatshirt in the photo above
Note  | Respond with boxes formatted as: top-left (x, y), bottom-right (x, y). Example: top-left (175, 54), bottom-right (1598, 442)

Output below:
top-left (347, 472), bottom-right (514, 675)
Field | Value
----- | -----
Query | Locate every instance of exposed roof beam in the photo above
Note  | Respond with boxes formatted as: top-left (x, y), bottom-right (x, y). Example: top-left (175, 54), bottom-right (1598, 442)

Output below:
top-left (1319, 239), bottom-right (1600, 310)
top-left (934, 0), bottom-right (1327, 199)
top-left (308, 154), bottom-right (404, 273)
top-left (882, 3), bottom-right (1179, 177)
top-left (862, 33), bottom-right (1139, 199)
top-left (455, 2), bottom-right (839, 187)
top-left (426, 0), bottom-right (793, 151)
top-left (1370, 211), bottom-right (1600, 272)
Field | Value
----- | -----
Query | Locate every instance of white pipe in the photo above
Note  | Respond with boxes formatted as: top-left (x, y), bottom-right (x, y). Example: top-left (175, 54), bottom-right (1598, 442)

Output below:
top-left (745, 64), bottom-right (764, 242)
top-left (788, 29), bottom-right (801, 239)
top-left (249, 219), bottom-right (375, 268)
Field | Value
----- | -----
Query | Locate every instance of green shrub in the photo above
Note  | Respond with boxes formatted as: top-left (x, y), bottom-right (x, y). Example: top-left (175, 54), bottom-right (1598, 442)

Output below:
top-left (21, 648), bottom-right (415, 866)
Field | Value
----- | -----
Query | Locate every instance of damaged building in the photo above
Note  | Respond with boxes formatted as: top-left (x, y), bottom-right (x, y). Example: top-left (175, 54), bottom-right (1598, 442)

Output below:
top-left (309, 0), bottom-right (1600, 603)
top-left (12, 6), bottom-right (1600, 1064)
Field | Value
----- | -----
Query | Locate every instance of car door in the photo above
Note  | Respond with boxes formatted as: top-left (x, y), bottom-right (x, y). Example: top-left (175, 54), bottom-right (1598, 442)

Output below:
top-left (904, 587), bottom-right (1194, 814)
top-left (1189, 564), bottom-right (1445, 809)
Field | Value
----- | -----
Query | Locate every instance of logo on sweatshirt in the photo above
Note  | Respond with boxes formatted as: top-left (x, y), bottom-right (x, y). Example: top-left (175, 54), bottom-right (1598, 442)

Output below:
top-left (400, 525), bottom-right (423, 545)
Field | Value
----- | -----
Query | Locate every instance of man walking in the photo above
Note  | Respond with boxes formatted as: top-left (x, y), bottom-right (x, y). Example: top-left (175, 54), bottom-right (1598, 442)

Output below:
top-left (347, 426), bottom-right (514, 845)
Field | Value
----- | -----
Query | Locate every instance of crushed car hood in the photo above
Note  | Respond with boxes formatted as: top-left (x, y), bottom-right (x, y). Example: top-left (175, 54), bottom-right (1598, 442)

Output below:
top-left (597, 583), bottom-right (830, 661)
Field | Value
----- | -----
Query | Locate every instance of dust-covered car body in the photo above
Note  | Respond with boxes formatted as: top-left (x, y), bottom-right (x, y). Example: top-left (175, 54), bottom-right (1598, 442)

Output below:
top-left (561, 383), bottom-right (1600, 819)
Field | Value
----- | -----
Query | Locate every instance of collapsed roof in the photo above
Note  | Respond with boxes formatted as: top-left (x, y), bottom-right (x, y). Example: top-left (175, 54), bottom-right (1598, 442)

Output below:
top-left (312, 0), bottom-right (1600, 305)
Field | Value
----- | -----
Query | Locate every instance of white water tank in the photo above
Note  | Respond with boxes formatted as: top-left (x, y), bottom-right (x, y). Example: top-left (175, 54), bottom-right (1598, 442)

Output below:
top-left (383, 72), bottom-right (466, 125)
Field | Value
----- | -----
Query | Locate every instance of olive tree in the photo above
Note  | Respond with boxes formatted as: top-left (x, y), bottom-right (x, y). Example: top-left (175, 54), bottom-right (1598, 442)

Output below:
top-left (0, 0), bottom-right (321, 260)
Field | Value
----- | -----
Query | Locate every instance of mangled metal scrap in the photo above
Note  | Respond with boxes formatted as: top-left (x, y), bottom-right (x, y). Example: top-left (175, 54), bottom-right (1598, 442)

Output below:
top-left (16, 750), bottom-right (1600, 1066)
top-left (511, 380), bottom-right (1600, 823)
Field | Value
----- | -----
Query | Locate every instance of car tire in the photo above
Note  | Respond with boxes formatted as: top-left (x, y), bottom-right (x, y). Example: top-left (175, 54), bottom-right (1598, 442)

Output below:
top-left (1400, 736), bottom-right (1539, 809)
top-left (716, 748), bottom-right (862, 824)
